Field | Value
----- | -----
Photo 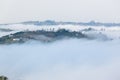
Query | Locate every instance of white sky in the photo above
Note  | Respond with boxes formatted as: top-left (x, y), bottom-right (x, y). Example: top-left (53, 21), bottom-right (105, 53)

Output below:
top-left (0, 0), bottom-right (120, 24)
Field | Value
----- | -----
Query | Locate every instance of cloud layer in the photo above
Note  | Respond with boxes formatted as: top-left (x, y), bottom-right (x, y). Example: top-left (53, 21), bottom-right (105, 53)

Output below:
top-left (0, 39), bottom-right (120, 80)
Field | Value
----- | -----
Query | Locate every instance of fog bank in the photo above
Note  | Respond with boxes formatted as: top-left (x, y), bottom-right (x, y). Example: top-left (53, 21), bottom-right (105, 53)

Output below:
top-left (0, 39), bottom-right (120, 80)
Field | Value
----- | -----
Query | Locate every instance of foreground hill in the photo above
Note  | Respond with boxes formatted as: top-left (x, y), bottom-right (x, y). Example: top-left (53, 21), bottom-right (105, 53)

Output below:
top-left (0, 29), bottom-right (87, 44)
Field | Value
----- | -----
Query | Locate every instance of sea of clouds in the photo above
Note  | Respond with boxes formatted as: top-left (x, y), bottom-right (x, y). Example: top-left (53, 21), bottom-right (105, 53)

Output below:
top-left (0, 39), bottom-right (120, 80)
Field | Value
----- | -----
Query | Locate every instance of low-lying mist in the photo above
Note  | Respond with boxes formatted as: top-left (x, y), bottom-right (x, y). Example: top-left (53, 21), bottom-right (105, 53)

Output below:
top-left (0, 39), bottom-right (120, 80)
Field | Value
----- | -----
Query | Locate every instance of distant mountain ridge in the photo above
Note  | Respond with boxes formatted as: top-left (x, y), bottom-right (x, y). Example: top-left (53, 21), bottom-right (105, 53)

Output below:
top-left (1, 20), bottom-right (120, 26)
top-left (21, 20), bottom-right (120, 26)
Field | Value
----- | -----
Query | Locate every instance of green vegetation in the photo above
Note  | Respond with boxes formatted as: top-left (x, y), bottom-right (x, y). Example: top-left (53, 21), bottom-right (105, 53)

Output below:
top-left (0, 29), bottom-right (86, 44)
top-left (0, 76), bottom-right (8, 80)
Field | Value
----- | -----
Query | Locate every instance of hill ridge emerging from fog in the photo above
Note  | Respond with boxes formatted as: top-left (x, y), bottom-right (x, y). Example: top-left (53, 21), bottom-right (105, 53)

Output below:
top-left (0, 29), bottom-right (87, 44)
top-left (0, 20), bottom-right (120, 44)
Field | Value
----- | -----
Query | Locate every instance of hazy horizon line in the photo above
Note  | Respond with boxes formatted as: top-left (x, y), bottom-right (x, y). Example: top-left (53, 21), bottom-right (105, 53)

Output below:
top-left (0, 20), bottom-right (120, 25)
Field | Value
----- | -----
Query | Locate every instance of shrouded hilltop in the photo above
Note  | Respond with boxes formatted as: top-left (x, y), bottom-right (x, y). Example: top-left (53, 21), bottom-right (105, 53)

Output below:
top-left (0, 20), bottom-right (120, 44)
top-left (0, 29), bottom-right (87, 44)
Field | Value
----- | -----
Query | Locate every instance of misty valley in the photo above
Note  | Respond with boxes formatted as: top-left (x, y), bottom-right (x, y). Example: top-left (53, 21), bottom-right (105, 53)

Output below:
top-left (0, 22), bottom-right (120, 80)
